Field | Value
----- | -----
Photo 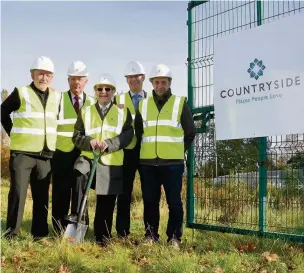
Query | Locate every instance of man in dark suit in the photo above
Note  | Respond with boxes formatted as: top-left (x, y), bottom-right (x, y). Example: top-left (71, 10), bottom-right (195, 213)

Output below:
top-left (114, 61), bottom-right (147, 238)
top-left (67, 73), bottom-right (133, 246)
top-left (51, 61), bottom-right (95, 234)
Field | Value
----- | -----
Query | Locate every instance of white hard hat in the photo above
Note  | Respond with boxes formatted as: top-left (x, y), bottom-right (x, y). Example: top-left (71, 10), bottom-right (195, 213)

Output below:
top-left (124, 61), bottom-right (145, 77)
top-left (30, 56), bottom-right (54, 73)
top-left (94, 73), bottom-right (116, 90)
top-left (67, 61), bottom-right (88, 77)
top-left (149, 64), bottom-right (172, 82)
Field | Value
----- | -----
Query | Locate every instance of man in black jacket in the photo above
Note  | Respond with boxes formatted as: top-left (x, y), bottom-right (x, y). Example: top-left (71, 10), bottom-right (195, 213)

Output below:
top-left (135, 64), bottom-right (195, 249)
top-left (1, 56), bottom-right (59, 239)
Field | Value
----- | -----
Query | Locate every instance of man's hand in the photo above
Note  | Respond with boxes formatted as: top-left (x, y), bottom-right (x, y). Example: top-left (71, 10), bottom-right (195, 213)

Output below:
top-left (90, 139), bottom-right (102, 150)
top-left (90, 139), bottom-right (108, 151)
top-left (100, 140), bottom-right (108, 152)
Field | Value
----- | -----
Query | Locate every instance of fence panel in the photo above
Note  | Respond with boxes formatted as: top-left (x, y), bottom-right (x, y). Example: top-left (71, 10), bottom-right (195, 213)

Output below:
top-left (186, 0), bottom-right (304, 242)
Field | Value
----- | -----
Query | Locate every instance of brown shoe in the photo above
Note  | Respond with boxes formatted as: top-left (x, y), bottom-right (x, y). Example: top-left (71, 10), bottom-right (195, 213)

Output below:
top-left (168, 238), bottom-right (181, 250)
top-left (142, 236), bottom-right (159, 246)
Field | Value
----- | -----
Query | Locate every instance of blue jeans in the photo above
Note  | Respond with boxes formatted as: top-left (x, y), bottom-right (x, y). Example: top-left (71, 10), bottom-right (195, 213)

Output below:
top-left (140, 164), bottom-right (184, 241)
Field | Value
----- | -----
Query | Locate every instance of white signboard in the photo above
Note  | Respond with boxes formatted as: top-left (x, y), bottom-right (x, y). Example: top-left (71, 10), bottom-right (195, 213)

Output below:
top-left (214, 12), bottom-right (304, 141)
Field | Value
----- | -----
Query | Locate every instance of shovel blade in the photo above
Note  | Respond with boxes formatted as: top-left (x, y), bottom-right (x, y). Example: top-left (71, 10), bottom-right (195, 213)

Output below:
top-left (64, 223), bottom-right (88, 243)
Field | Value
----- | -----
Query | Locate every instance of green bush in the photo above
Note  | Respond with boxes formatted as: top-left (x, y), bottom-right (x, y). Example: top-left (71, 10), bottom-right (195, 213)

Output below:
top-left (1, 145), bottom-right (10, 179)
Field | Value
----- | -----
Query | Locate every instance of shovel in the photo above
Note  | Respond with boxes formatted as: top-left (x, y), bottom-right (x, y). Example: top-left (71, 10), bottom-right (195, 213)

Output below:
top-left (64, 150), bottom-right (100, 243)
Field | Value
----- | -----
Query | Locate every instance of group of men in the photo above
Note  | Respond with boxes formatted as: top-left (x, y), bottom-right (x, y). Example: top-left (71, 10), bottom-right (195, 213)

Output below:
top-left (1, 56), bottom-right (196, 249)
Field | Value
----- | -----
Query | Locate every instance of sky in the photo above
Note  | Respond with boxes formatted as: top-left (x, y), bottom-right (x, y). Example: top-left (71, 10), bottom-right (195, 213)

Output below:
top-left (1, 1), bottom-right (189, 97)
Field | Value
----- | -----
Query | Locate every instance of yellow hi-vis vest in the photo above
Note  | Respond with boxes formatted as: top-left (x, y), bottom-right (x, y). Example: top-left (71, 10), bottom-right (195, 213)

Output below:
top-left (115, 92), bottom-right (137, 149)
top-left (10, 85), bottom-right (60, 152)
top-left (81, 104), bottom-right (127, 166)
top-left (138, 95), bottom-right (185, 160)
top-left (56, 91), bottom-right (96, 152)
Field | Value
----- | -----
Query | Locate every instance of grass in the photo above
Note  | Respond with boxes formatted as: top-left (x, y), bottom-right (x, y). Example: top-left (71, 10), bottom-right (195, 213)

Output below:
top-left (191, 179), bottom-right (304, 235)
top-left (1, 178), bottom-right (304, 273)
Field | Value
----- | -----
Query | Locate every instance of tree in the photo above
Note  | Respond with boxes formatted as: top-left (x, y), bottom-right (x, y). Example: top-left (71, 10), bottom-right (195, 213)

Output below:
top-left (267, 134), bottom-right (303, 170)
top-left (198, 122), bottom-right (259, 177)
top-left (1, 89), bottom-right (10, 147)
top-left (1, 88), bottom-right (8, 101)
top-left (287, 152), bottom-right (304, 168)
top-left (215, 138), bottom-right (259, 176)
top-left (194, 118), bottom-right (303, 178)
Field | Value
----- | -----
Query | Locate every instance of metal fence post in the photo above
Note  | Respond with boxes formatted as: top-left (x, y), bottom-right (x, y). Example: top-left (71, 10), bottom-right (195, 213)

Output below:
top-left (257, 0), bottom-right (268, 235)
top-left (186, 2), bottom-right (195, 225)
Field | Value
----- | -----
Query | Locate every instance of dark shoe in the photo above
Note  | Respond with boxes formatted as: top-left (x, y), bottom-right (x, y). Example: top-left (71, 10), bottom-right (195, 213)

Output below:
top-left (4, 232), bottom-right (18, 240)
top-left (33, 236), bottom-right (44, 242)
top-left (96, 240), bottom-right (107, 247)
top-left (117, 233), bottom-right (129, 239)
top-left (65, 214), bottom-right (78, 223)
top-left (96, 236), bottom-right (111, 247)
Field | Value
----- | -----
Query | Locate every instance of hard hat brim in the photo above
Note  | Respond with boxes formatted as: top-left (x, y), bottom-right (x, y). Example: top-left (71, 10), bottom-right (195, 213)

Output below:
top-left (124, 73), bottom-right (145, 77)
top-left (68, 73), bottom-right (89, 77)
top-left (94, 83), bottom-right (116, 91)
top-left (30, 68), bottom-right (54, 74)
top-left (149, 76), bottom-right (172, 82)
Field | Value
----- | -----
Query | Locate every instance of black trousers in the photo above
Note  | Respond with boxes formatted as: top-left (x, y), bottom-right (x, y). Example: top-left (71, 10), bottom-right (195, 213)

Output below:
top-left (70, 171), bottom-right (116, 243)
top-left (6, 153), bottom-right (51, 238)
top-left (95, 194), bottom-right (117, 243)
top-left (140, 164), bottom-right (185, 242)
top-left (70, 170), bottom-right (92, 224)
top-left (51, 149), bottom-right (80, 234)
top-left (116, 148), bottom-right (141, 237)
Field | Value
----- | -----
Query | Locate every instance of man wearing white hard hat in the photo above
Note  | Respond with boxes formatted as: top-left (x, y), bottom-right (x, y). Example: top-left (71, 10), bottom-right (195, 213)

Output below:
top-left (51, 61), bottom-right (96, 234)
top-left (1, 56), bottom-right (60, 240)
top-left (68, 73), bottom-right (133, 245)
top-left (135, 64), bottom-right (195, 249)
top-left (114, 61), bottom-right (147, 238)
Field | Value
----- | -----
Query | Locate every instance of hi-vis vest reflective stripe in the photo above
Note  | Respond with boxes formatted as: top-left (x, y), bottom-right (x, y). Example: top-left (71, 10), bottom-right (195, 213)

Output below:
top-left (139, 95), bottom-right (185, 160)
top-left (81, 104), bottom-right (126, 166)
top-left (115, 92), bottom-right (137, 149)
top-left (10, 85), bottom-right (60, 152)
top-left (56, 91), bottom-right (96, 152)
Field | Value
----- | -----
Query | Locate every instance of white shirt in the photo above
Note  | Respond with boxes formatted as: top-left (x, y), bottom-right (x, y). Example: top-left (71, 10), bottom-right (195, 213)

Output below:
top-left (70, 92), bottom-right (84, 108)
top-left (98, 102), bottom-right (112, 115)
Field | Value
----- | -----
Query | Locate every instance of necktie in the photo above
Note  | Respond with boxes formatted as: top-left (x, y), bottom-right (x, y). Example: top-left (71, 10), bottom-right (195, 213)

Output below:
top-left (74, 95), bottom-right (80, 114)
top-left (133, 94), bottom-right (142, 110)
top-left (101, 106), bottom-right (107, 117)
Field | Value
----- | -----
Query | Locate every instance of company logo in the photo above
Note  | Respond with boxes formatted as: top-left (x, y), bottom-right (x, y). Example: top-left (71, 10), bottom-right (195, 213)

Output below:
top-left (219, 57), bottom-right (301, 100)
top-left (247, 58), bottom-right (266, 80)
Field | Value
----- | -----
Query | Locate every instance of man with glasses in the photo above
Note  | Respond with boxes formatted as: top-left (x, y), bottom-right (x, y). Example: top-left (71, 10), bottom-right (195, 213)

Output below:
top-left (114, 61), bottom-right (147, 238)
top-left (67, 74), bottom-right (133, 245)
top-left (1, 56), bottom-right (60, 240)
top-left (52, 61), bottom-right (96, 234)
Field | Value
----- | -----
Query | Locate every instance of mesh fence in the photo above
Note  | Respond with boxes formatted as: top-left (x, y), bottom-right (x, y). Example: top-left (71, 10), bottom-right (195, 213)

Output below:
top-left (187, 0), bottom-right (304, 239)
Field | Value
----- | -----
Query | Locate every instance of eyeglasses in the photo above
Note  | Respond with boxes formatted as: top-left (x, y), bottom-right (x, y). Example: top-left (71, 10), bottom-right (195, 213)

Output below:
top-left (95, 87), bottom-right (111, 92)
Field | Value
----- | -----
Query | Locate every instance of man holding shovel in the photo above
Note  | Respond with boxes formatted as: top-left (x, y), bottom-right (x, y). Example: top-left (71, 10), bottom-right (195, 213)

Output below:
top-left (67, 73), bottom-right (134, 245)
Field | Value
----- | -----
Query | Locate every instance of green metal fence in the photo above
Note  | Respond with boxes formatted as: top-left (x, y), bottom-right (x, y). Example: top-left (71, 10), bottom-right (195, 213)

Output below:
top-left (186, 0), bottom-right (304, 243)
